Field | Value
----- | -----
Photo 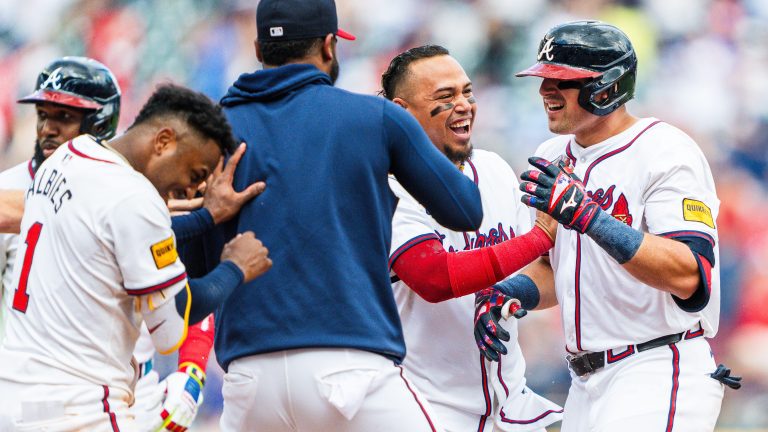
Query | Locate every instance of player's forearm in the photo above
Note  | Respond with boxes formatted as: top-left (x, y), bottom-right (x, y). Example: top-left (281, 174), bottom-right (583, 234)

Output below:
top-left (177, 261), bottom-right (244, 324)
top-left (520, 256), bottom-right (558, 309)
top-left (393, 228), bottom-right (552, 303)
top-left (171, 208), bottom-right (215, 243)
top-left (585, 210), bottom-right (700, 298)
top-left (0, 190), bottom-right (24, 234)
top-left (623, 234), bottom-right (700, 299)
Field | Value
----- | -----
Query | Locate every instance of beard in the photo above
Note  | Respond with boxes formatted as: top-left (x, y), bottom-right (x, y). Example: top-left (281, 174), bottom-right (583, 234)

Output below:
top-left (31, 140), bottom-right (45, 173)
top-left (329, 56), bottom-right (339, 84)
top-left (444, 141), bottom-right (473, 166)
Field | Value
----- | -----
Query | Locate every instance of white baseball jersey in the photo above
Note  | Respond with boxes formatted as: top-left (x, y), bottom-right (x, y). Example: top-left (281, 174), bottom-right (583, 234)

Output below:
top-left (0, 160), bottom-right (34, 343)
top-left (0, 135), bottom-right (187, 422)
top-left (389, 149), bottom-right (562, 431)
top-left (534, 117), bottom-right (720, 353)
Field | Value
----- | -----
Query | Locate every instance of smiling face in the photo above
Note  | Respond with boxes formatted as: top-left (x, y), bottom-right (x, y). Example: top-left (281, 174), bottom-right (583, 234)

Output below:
top-left (396, 55), bottom-right (476, 165)
top-left (538, 78), bottom-right (602, 137)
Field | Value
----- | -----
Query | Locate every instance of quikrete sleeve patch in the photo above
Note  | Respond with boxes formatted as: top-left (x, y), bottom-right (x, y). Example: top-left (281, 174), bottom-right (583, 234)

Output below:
top-left (150, 236), bottom-right (178, 269)
top-left (682, 198), bottom-right (715, 228)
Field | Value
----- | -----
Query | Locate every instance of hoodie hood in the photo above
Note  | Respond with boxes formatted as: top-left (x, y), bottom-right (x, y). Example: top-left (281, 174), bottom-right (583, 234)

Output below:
top-left (221, 64), bottom-right (332, 106)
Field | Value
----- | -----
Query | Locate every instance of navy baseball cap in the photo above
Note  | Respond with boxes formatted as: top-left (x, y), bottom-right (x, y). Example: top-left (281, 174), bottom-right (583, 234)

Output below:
top-left (257, 0), bottom-right (356, 42)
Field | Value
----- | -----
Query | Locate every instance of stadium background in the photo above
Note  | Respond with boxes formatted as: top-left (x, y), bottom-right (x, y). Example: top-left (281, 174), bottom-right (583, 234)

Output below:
top-left (1, 0), bottom-right (767, 430)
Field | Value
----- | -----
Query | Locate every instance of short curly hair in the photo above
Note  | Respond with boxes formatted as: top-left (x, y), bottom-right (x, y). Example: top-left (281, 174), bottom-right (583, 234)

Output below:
top-left (130, 84), bottom-right (237, 154)
top-left (380, 45), bottom-right (450, 100)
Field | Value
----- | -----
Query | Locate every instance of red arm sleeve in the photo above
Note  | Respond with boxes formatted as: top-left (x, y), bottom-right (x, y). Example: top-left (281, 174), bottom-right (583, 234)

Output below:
top-left (392, 226), bottom-right (553, 303)
top-left (178, 313), bottom-right (215, 372)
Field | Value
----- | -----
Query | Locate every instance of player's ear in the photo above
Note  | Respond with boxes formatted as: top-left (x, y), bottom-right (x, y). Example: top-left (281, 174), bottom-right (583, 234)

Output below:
top-left (392, 97), bottom-right (408, 109)
top-left (321, 33), bottom-right (334, 62)
top-left (154, 127), bottom-right (177, 155)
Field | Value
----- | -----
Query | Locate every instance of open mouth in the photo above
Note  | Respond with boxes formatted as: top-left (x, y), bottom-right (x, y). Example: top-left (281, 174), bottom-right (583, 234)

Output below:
top-left (546, 101), bottom-right (564, 112)
top-left (449, 118), bottom-right (471, 135)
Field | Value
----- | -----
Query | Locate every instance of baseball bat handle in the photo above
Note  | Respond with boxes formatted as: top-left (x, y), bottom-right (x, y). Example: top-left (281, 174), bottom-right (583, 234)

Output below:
top-left (501, 299), bottom-right (527, 320)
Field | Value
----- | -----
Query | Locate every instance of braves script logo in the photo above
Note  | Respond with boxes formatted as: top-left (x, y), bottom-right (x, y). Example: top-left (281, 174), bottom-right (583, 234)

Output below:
top-left (436, 222), bottom-right (516, 252)
top-left (587, 185), bottom-right (615, 210)
top-left (39, 67), bottom-right (64, 90)
top-left (538, 36), bottom-right (555, 61)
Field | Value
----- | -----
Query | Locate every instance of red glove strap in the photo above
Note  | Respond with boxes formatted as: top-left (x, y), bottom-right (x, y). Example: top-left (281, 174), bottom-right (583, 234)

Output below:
top-left (178, 314), bottom-right (215, 372)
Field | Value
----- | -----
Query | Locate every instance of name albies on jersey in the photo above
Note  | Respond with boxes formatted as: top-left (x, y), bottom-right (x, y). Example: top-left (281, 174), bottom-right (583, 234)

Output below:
top-left (0, 135), bottom-right (188, 399)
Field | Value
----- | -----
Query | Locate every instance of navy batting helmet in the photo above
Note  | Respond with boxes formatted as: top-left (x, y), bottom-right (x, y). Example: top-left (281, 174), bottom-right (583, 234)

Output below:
top-left (516, 21), bottom-right (637, 116)
top-left (18, 57), bottom-right (121, 141)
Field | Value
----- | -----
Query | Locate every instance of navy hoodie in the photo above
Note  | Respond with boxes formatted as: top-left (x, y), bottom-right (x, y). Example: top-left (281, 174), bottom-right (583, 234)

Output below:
top-left (211, 64), bottom-right (482, 369)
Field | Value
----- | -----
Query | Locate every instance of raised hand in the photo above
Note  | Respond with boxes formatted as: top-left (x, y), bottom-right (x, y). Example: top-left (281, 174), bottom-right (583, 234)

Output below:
top-left (519, 156), bottom-right (600, 234)
top-left (203, 142), bottom-right (266, 224)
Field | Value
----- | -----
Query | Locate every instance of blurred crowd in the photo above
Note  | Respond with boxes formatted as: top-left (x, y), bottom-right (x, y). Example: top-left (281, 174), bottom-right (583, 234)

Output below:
top-left (1, 0), bottom-right (766, 429)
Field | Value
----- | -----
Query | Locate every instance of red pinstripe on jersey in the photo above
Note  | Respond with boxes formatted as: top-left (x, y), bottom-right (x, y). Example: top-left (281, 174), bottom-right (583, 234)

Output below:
top-left (125, 272), bottom-right (187, 296)
top-left (569, 120), bottom-right (662, 351)
top-left (398, 366), bottom-right (438, 432)
top-left (665, 344), bottom-right (681, 432)
top-left (68, 140), bottom-right (117, 164)
top-left (476, 354), bottom-right (492, 431)
top-left (101, 385), bottom-right (121, 432)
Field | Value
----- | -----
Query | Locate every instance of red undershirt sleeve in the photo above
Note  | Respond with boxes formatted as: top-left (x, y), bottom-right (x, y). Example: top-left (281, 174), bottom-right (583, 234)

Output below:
top-left (178, 313), bottom-right (215, 371)
top-left (392, 226), bottom-right (553, 303)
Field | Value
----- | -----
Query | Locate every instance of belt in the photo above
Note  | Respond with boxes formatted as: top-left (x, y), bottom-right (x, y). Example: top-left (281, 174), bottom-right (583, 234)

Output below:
top-left (567, 332), bottom-right (684, 377)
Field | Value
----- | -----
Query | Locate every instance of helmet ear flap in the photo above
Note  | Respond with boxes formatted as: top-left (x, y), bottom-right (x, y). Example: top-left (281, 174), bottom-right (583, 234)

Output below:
top-left (577, 63), bottom-right (636, 116)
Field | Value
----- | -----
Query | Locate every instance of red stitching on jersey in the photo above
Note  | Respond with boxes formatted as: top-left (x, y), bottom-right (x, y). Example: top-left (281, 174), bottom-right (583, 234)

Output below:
top-left (665, 344), bottom-right (681, 432)
top-left (398, 366), bottom-right (437, 432)
top-left (68, 141), bottom-right (117, 165)
top-left (126, 272), bottom-right (187, 296)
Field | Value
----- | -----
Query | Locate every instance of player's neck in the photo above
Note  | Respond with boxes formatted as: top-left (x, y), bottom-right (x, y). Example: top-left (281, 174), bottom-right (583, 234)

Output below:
top-left (105, 133), bottom-right (142, 170)
top-left (574, 110), bottom-right (639, 148)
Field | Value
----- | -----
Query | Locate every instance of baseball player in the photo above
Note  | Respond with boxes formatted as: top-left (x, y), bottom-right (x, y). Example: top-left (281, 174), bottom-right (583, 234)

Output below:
top-left (382, 45), bottom-right (563, 432)
top-left (0, 83), bottom-right (272, 431)
top-left (0, 57), bottom-right (264, 432)
top-left (476, 21), bottom-right (740, 431)
top-left (194, 0), bottom-right (484, 430)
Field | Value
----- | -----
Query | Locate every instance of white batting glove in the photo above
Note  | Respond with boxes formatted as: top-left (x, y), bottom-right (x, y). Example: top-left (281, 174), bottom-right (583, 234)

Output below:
top-left (147, 363), bottom-right (206, 432)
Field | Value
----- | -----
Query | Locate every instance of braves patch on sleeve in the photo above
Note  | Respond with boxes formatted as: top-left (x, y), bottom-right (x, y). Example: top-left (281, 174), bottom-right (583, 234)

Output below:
top-left (150, 236), bottom-right (178, 269)
top-left (682, 198), bottom-right (714, 228)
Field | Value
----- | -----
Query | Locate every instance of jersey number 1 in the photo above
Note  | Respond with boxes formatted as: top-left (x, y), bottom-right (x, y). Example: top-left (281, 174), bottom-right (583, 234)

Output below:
top-left (12, 222), bottom-right (43, 313)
